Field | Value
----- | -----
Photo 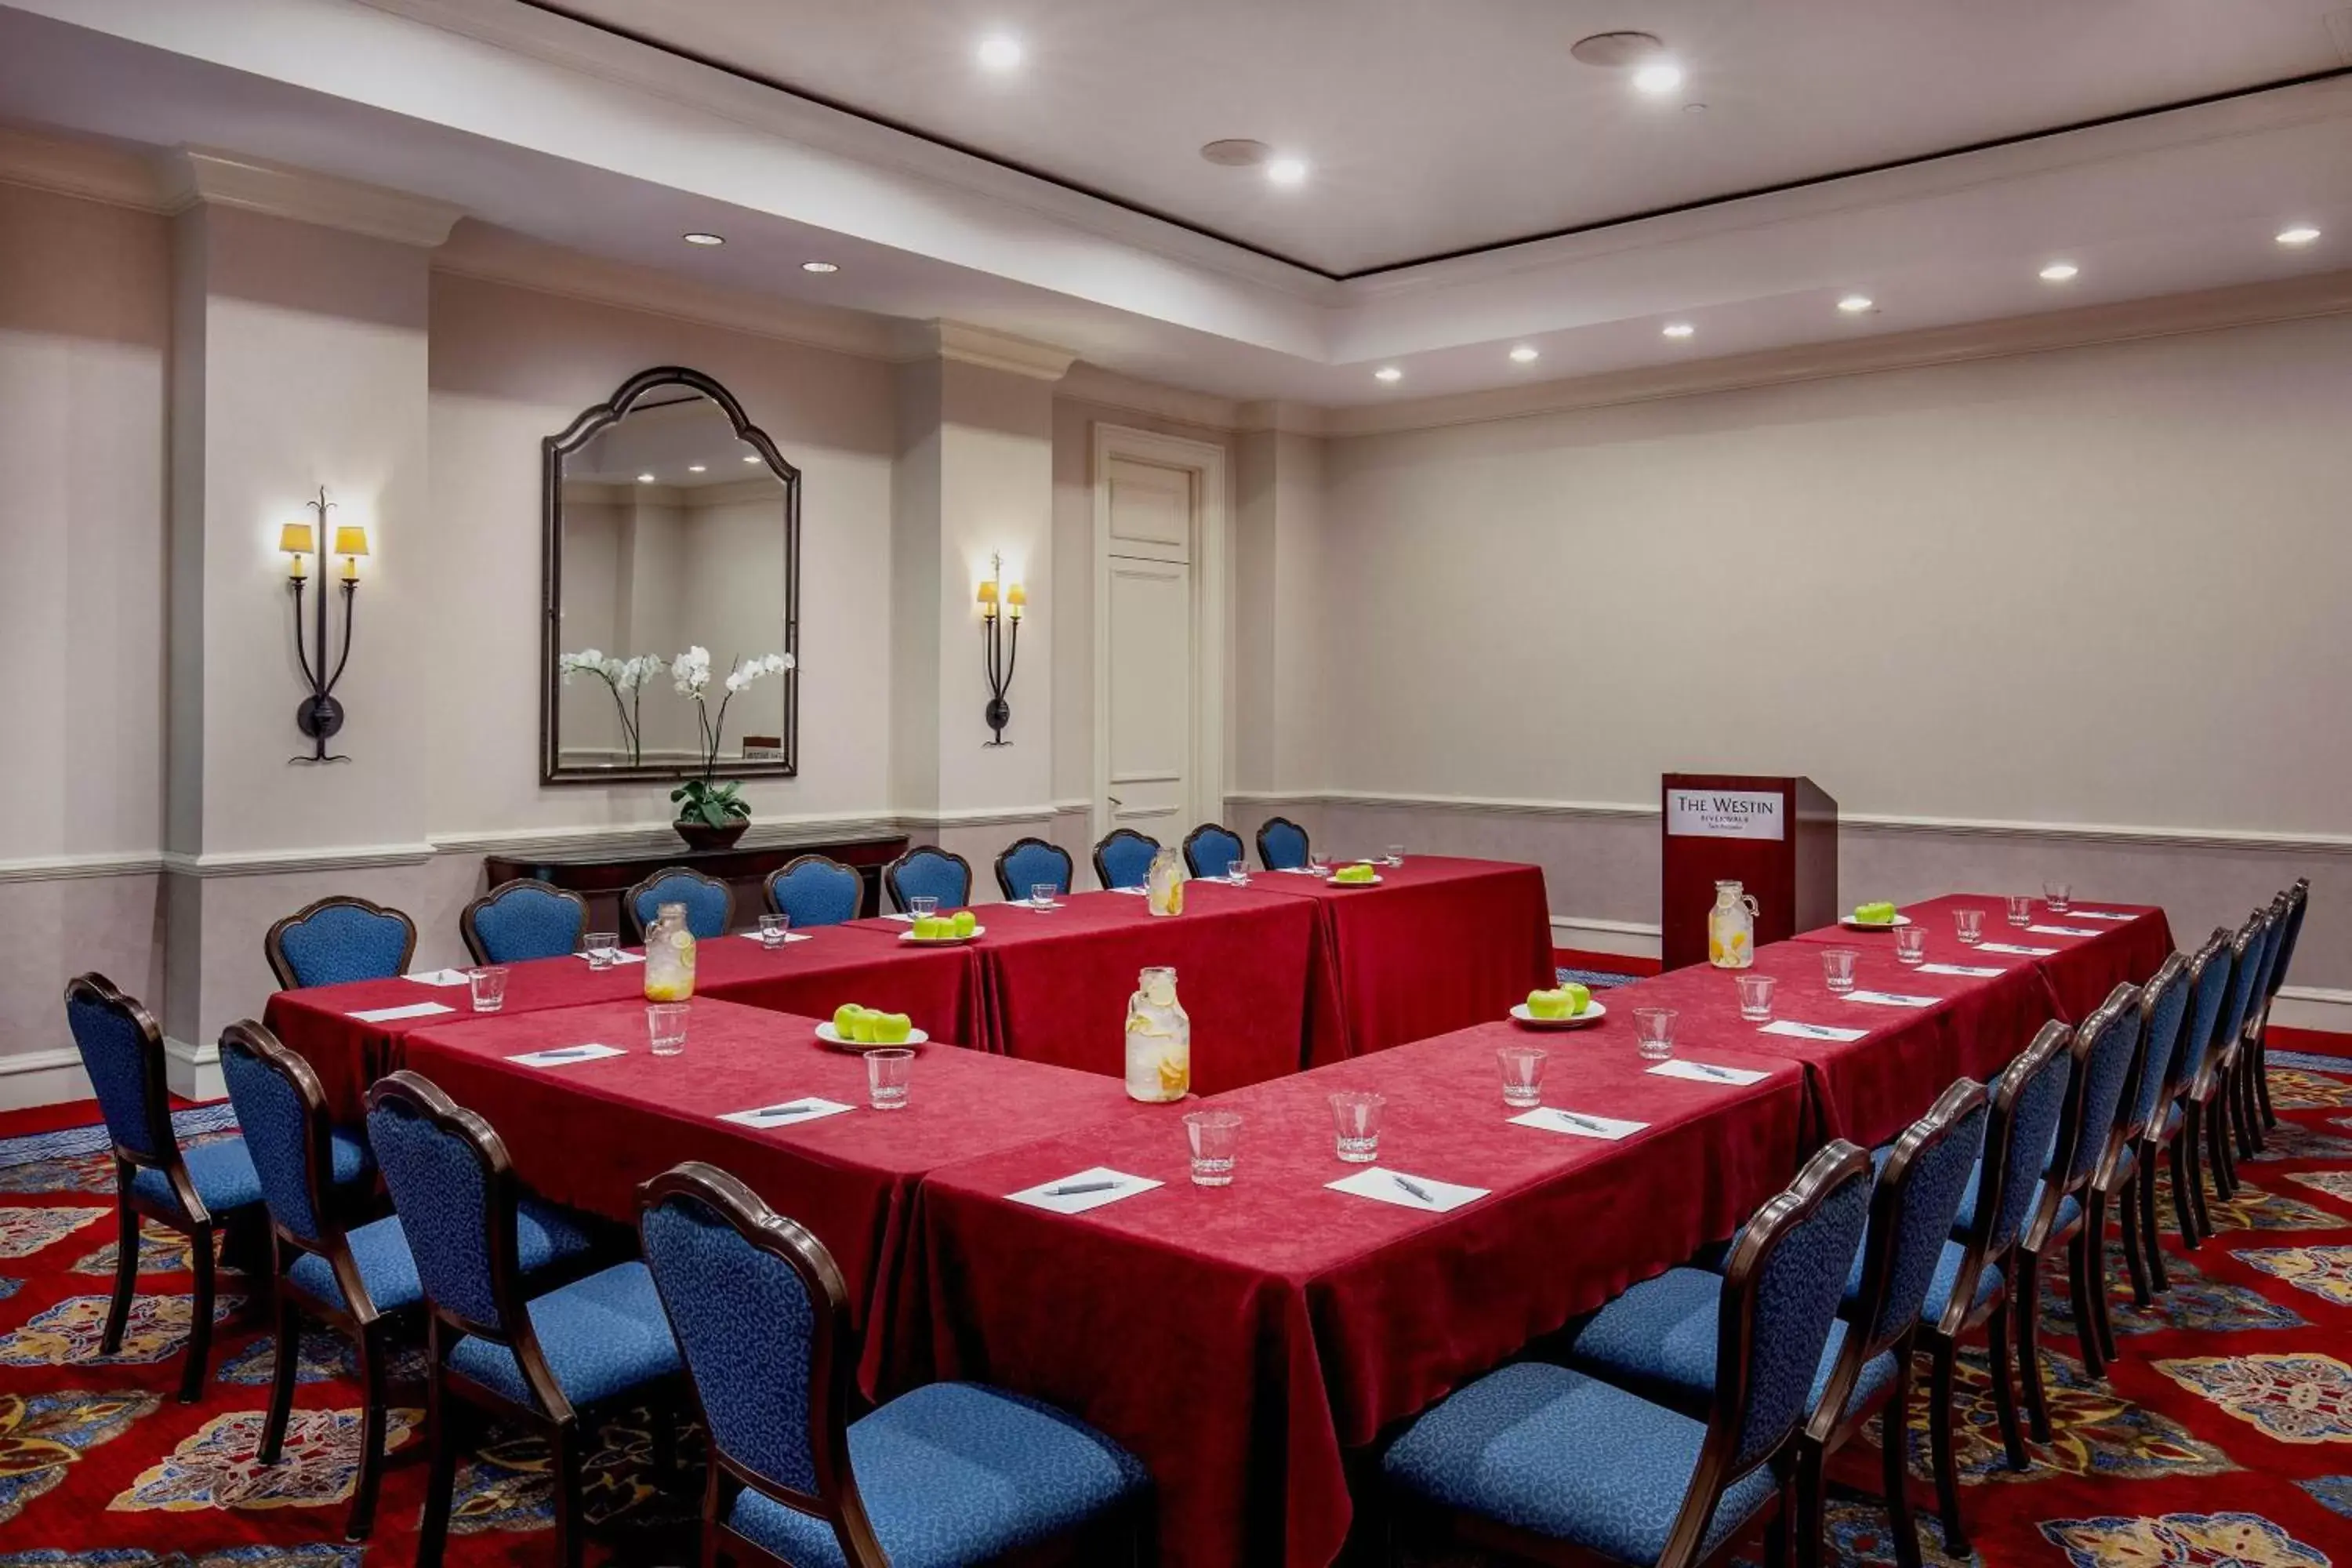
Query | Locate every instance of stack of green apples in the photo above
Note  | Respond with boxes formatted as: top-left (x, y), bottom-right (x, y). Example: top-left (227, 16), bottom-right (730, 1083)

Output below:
top-left (1526, 982), bottom-right (1592, 1019)
top-left (831, 1003), bottom-right (913, 1044)
top-left (1852, 901), bottom-right (1899, 925)
top-left (911, 909), bottom-right (980, 940)
top-left (1331, 862), bottom-right (1379, 885)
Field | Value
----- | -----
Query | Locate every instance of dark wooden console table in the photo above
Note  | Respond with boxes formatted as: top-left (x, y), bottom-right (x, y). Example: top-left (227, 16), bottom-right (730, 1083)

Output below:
top-left (484, 823), bottom-right (909, 928)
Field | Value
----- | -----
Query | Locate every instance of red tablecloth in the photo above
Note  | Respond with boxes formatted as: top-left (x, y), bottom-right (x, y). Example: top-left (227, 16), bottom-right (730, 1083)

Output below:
top-left (261, 931), bottom-right (978, 1120)
top-left (398, 997), bottom-right (1141, 1391)
top-left (1791, 895), bottom-right (2175, 1022)
top-left (1632, 942), bottom-right (2060, 1148)
top-left (845, 882), bottom-right (1341, 1093)
top-left (1246, 857), bottom-right (1555, 1059)
top-left (894, 1018), bottom-right (1806, 1568)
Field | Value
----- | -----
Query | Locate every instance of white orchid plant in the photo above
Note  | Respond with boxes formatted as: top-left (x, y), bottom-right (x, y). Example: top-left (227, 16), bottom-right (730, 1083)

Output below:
top-left (670, 646), bottom-right (796, 826)
top-left (557, 649), bottom-right (667, 766)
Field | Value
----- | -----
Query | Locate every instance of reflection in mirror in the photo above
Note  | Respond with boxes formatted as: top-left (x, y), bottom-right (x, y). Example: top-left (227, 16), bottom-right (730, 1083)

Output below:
top-left (543, 370), bottom-right (799, 782)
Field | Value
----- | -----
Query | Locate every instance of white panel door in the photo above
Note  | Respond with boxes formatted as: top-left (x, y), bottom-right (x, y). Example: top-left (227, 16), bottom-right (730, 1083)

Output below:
top-left (1103, 456), bottom-right (1193, 563)
top-left (1105, 556), bottom-right (1193, 839)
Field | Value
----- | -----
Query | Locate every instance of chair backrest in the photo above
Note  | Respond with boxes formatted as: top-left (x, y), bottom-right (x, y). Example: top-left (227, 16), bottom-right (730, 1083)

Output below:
top-left (884, 847), bottom-right (972, 913)
top-left (1256, 815), bottom-right (1310, 872)
top-left (639, 1163), bottom-right (881, 1563)
top-left (1969, 1021), bottom-right (2075, 1269)
top-left (2053, 985), bottom-right (2143, 1191)
top-left (2267, 879), bottom-right (2310, 1004)
top-left (365, 1072), bottom-right (526, 1342)
top-left (1182, 823), bottom-right (1246, 879)
top-left (266, 895), bottom-right (418, 989)
top-left (64, 973), bottom-right (174, 1166)
top-left (2124, 954), bottom-right (2190, 1135)
top-left (1851, 1079), bottom-right (1989, 1356)
top-left (993, 837), bottom-right (1073, 901)
top-left (2176, 928), bottom-right (2235, 1093)
top-left (625, 866), bottom-right (735, 942)
top-left (462, 879), bottom-right (588, 965)
top-left (766, 855), bottom-right (865, 928)
top-left (2216, 909), bottom-right (2270, 1056)
top-left (2240, 895), bottom-right (2290, 1039)
top-left (1092, 829), bottom-right (1160, 891)
top-left (220, 1022), bottom-right (345, 1253)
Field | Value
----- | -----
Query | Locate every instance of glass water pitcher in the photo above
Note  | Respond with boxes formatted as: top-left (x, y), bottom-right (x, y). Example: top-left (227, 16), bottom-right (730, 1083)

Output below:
top-left (1708, 880), bottom-right (1760, 970)
top-left (643, 902), bottom-right (698, 1001)
top-left (1123, 966), bottom-right (1191, 1102)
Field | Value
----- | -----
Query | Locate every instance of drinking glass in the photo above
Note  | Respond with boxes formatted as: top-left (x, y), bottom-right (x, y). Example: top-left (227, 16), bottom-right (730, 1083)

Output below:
top-left (757, 913), bottom-right (792, 949)
top-left (583, 932), bottom-right (619, 971)
top-left (1227, 858), bottom-right (1249, 885)
top-left (1308, 851), bottom-right (1332, 879)
top-left (1029, 883), bottom-right (1058, 909)
top-left (647, 1002), bottom-right (690, 1056)
top-left (1820, 949), bottom-right (1859, 995)
top-left (1496, 1045), bottom-right (1548, 1108)
top-left (467, 966), bottom-right (510, 1014)
top-left (1952, 908), bottom-right (1986, 946)
top-left (1184, 1109), bottom-right (1243, 1186)
top-left (1735, 973), bottom-right (1777, 1022)
top-left (2043, 881), bottom-right (2073, 913)
top-left (909, 895), bottom-right (938, 921)
top-left (1893, 925), bottom-right (1928, 967)
top-left (1329, 1091), bottom-right (1385, 1163)
top-left (1384, 844), bottom-right (1406, 867)
top-left (866, 1047), bottom-right (914, 1110)
top-left (2006, 894), bottom-right (2033, 927)
top-left (1633, 1006), bottom-right (1678, 1062)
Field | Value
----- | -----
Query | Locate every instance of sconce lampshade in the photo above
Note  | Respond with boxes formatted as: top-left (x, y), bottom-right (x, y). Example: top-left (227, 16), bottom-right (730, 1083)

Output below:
top-left (1005, 582), bottom-right (1027, 612)
top-left (975, 578), bottom-right (1000, 608)
top-left (332, 524), bottom-right (371, 559)
top-left (279, 522), bottom-right (315, 555)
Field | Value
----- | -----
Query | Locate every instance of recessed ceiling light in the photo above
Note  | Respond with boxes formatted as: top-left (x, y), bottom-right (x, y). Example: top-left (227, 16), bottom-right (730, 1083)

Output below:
top-left (1838, 294), bottom-right (1875, 314)
top-left (687, 464), bottom-right (706, 474)
top-left (1374, 366), bottom-right (1403, 383)
top-left (1266, 157), bottom-right (1308, 187)
top-left (1632, 62), bottom-right (1684, 95)
top-left (636, 472), bottom-right (656, 484)
top-left (682, 232), bottom-right (724, 247)
top-left (976, 35), bottom-right (1022, 71)
top-left (800, 260), bottom-right (839, 274)
top-left (2277, 226), bottom-right (2322, 247)
top-left (2038, 261), bottom-right (2079, 281)
top-left (1508, 345), bottom-right (1540, 364)
top-left (1662, 321), bottom-right (1695, 339)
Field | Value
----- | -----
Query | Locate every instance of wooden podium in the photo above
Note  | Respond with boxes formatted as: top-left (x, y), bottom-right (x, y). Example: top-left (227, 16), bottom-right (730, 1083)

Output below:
top-left (1660, 775), bottom-right (1839, 971)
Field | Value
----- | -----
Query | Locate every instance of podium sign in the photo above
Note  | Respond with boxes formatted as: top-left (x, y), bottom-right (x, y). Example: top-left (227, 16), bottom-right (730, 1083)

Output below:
top-left (1661, 774), bottom-right (1838, 971)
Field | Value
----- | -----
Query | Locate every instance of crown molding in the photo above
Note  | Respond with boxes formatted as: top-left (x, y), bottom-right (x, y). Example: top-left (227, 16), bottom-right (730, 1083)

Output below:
top-left (1058, 364), bottom-right (1242, 432)
top-left (1235, 400), bottom-right (1331, 436)
top-left (0, 118), bottom-right (170, 211)
top-left (160, 148), bottom-right (463, 248)
top-left (919, 321), bottom-right (1078, 381)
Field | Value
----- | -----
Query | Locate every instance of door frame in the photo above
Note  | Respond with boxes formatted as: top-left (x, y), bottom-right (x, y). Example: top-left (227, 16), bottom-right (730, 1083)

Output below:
top-left (1090, 422), bottom-right (1229, 846)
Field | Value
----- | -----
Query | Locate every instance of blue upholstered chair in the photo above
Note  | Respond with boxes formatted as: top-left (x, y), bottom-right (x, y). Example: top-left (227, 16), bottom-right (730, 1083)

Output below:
top-left (1915, 1020), bottom-right (2074, 1557)
top-left (2103, 954), bottom-right (2190, 1309)
top-left (624, 865), bottom-right (735, 942)
top-left (765, 854), bottom-right (866, 928)
top-left (1181, 823), bottom-right (1247, 880)
top-left (1256, 815), bottom-right (1310, 872)
top-left (1091, 829), bottom-right (1160, 892)
top-left (2230, 893), bottom-right (2292, 1156)
top-left (367, 1072), bottom-right (677, 1568)
top-left (1384, 1142), bottom-right (1872, 1568)
top-left (67, 974), bottom-right (281, 1403)
top-left (2157, 928), bottom-right (2235, 1250)
top-left (462, 879), bottom-right (588, 965)
top-left (884, 846), bottom-right (972, 913)
top-left (640, 1163), bottom-right (1153, 1568)
top-left (2249, 878), bottom-right (2308, 1133)
top-left (2202, 908), bottom-right (2276, 1203)
top-left (993, 837), bottom-right (1074, 902)
top-left (266, 896), bottom-right (418, 989)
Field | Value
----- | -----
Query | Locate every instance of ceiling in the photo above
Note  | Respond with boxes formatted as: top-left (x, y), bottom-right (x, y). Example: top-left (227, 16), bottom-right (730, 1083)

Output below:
top-left (3, 0), bottom-right (2350, 408)
top-left (537, 0), bottom-right (2352, 276)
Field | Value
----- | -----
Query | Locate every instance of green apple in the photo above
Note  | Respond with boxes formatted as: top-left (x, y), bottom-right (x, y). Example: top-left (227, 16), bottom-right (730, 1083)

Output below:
top-left (848, 1008), bottom-right (878, 1044)
top-left (950, 909), bottom-right (978, 938)
top-left (1565, 982), bottom-right (1592, 1016)
top-left (832, 1003), bottom-right (864, 1036)
top-left (873, 1011), bottom-right (913, 1044)
top-left (1334, 863), bottom-right (1377, 884)
top-left (1527, 987), bottom-right (1570, 1019)
top-left (912, 916), bottom-right (942, 939)
top-left (1854, 901), bottom-right (1897, 925)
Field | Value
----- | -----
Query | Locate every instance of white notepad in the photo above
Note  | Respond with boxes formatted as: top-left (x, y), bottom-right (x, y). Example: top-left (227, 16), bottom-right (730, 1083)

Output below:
top-left (572, 949), bottom-right (645, 966)
top-left (1919, 963), bottom-right (2005, 978)
top-left (720, 1097), bottom-right (853, 1129)
top-left (1843, 990), bottom-right (1940, 1009)
top-left (404, 969), bottom-right (472, 988)
top-left (1327, 1167), bottom-right (1488, 1212)
top-left (1977, 942), bottom-right (2058, 957)
top-left (1007, 1167), bottom-right (1162, 1214)
top-left (736, 931), bottom-right (815, 944)
top-left (506, 1043), bottom-right (624, 1068)
top-left (1759, 1019), bottom-right (1870, 1043)
top-left (1511, 1105), bottom-right (1649, 1141)
top-left (1649, 1060), bottom-right (1771, 1087)
top-left (2027, 924), bottom-right (2103, 938)
top-left (2068, 910), bottom-right (2136, 922)
top-left (348, 1001), bottom-right (456, 1024)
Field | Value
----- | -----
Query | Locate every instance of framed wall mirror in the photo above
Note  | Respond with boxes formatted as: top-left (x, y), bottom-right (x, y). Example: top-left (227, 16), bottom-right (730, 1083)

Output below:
top-left (541, 367), bottom-right (800, 783)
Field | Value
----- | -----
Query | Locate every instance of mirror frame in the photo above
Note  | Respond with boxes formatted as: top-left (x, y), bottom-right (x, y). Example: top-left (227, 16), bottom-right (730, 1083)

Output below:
top-left (539, 366), bottom-right (802, 785)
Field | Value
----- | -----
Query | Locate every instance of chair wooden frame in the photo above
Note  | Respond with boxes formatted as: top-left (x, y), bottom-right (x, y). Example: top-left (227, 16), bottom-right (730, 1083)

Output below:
top-left (221, 1022), bottom-right (415, 1540)
top-left (2249, 878), bottom-right (2308, 1133)
top-left (881, 847), bottom-right (974, 914)
top-left (991, 837), bottom-right (1074, 902)
top-left (1180, 822), bottom-right (1246, 880)
top-left (1091, 828), bottom-right (1160, 891)
top-left (459, 878), bottom-right (589, 966)
top-left (67, 972), bottom-right (256, 1404)
top-left (622, 865), bottom-right (737, 942)
top-left (1254, 815), bottom-right (1311, 872)
top-left (1797, 1078), bottom-right (1986, 1568)
top-left (2156, 930), bottom-right (2236, 1254)
top-left (2100, 954), bottom-right (2187, 1314)
top-left (368, 1072), bottom-right (671, 1568)
top-left (264, 895), bottom-right (418, 990)
top-left (2228, 893), bottom-right (2292, 1158)
top-left (1392, 1141), bottom-right (1871, 1568)
top-left (763, 853), bottom-right (865, 925)
top-left (2198, 910), bottom-right (2270, 1211)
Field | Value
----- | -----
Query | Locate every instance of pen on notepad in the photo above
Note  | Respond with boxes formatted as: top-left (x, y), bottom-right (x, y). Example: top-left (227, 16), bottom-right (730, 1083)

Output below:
top-left (1689, 1063), bottom-right (1737, 1080)
top-left (1553, 1111), bottom-right (1609, 1133)
top-left (533, 1048), bottom-right (597, 1061)
top-left (1047, 1181), bottom-right (1120, 1196)
top-left (752, 1102), bottom-right (819, 1119)
top-left (1392, 1174), bottom-right (1435, 1203)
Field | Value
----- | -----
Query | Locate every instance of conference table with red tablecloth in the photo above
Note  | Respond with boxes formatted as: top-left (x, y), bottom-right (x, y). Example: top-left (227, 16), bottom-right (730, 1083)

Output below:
top-left (891, 1015), bottom-right (1807, 1568)
top-left (1789, 895), bottom-right (2176, 1024)
top-left (395, 996), bottom-right (1142, 1392)
top-left (262, 930), bottom-right (980, 1120)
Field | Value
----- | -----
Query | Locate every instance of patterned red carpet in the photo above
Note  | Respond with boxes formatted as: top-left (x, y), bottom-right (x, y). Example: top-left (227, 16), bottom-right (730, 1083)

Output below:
top-left (2, 1033), bottom-right (2350, 1567)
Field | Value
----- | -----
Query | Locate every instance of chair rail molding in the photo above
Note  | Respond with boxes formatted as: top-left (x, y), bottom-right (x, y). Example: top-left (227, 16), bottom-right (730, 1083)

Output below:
top-left (0, 850), bottom-right (165, 886)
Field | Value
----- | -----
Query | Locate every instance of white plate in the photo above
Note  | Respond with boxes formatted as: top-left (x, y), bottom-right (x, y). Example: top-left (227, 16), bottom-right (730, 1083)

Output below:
top-left (1839, 914), bottom-right (1913, 930)
top-left (815, 1022), bottom-right (929, 1051)
top-left (1509, 1000), bottom-right (1608, 1030)
top-left (898, 926), bottom-right (984, 944)
top-left (1327, 873), bottom-right (1385, 887)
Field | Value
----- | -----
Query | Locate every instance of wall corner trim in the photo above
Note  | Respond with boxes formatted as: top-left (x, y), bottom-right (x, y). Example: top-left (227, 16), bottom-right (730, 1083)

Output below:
top-left (923, 321), bottom-right (1079, 381)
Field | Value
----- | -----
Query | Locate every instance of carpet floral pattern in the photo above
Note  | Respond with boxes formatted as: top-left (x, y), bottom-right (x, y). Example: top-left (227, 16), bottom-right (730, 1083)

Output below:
top-left (2, 1042), bottom-right (2350, 1565)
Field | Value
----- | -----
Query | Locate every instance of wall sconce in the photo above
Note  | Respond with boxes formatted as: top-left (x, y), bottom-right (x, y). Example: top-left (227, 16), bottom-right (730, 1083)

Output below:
top-left (281, 486), bottom-right (366, 764)
top-left (978, 550), bottom-right (1026, 746)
